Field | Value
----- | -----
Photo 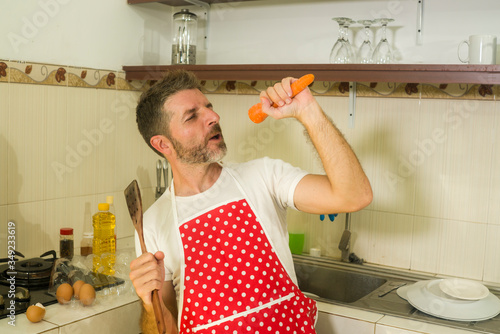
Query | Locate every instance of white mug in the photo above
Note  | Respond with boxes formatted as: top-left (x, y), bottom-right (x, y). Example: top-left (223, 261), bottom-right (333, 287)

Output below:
top-left (458, 35), bottom-right (497, 64)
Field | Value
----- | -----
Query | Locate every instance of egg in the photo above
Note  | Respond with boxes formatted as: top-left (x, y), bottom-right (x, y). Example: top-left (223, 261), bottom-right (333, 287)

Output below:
top-left (72, 280), bottom-right (85, 300)
top-left (26, 303), bottom-right (45, 323)
top-left (79, 283), bottom-right (96, 306)
top-left (56, 283), bottom-right (73, 304)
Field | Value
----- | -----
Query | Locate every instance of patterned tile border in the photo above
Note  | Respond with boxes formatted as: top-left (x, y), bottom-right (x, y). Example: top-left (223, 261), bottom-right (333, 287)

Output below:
top-left (208, 80), bottom-right (497, 101)
top-left (0, 60), bottom-right (150, 92)
top-left (0, 60), bottom-right (497, 101)
top-left (0, 62), bottom-right (8, 83)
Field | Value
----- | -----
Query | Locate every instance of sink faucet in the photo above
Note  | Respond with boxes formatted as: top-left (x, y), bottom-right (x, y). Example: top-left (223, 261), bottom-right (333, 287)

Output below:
top-left (338, 212), bottom-right (351, 262)
top-left (338, 213), bottom-right (364, 264)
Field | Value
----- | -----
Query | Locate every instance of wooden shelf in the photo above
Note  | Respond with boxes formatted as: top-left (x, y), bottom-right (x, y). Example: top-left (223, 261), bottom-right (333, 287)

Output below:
top-left (128, 0), bottom-right (258, 6)
top-left (122, 64), bottom-right (500, 84)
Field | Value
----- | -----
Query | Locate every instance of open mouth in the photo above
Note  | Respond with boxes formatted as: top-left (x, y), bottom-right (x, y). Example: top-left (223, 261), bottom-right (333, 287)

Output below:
top-left (209, 133), bottom-right (221, 141)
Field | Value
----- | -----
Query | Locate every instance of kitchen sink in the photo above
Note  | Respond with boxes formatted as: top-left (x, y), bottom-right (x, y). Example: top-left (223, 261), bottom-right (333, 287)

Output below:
top-left (294, 261), bottom-right (387, 303)
top-left (293, 255), bottom-right (500, 334)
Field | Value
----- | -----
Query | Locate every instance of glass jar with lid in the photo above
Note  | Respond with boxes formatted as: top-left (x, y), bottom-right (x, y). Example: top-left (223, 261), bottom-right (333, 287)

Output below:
top-left (171, 9), bottom-right (198, 65)
top-left (60, 228), bottom-right (74, 259)
top-left (80, 232), bottom-right (93, 256)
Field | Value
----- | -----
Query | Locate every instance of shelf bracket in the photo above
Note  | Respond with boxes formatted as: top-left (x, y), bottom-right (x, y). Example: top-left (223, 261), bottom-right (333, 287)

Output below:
top-left (184, 0), bottom-right (210, 49)
top-left (348, 82), bottom-right (356, 129)
top-left (416, 0), bottom-right (423, 45)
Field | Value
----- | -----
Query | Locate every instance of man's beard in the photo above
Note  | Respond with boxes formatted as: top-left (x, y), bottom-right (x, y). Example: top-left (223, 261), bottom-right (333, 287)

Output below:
top-left (170, 124), bottom-right (227, 164)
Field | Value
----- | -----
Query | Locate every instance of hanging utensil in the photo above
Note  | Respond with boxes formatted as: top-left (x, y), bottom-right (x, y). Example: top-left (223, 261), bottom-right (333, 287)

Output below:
top-left (162, 159), bottom-right (169, 191)
top-left (156, 160), bottom-right (163, 200)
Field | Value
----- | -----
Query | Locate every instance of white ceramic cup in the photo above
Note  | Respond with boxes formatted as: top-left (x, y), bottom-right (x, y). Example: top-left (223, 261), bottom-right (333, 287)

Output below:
top-left (458, 35), bottom-right (497, 64)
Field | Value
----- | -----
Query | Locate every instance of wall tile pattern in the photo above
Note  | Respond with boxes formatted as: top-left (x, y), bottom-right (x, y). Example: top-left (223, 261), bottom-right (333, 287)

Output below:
top-left (0, 60), bottom-right (156, 260)
top-left (1, 60), bottom-right (499, 286)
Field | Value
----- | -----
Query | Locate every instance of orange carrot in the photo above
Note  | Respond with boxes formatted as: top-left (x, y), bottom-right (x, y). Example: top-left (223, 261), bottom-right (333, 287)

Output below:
top-left (248, 74), bottom-right (315, 124)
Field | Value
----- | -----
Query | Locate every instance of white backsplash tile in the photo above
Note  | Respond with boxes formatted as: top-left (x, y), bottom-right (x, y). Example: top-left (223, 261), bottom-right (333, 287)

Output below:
top-left (350, 210), bottom-right (371, 262)
top-left (412, 216), bottom-right (486, 280)
top-left (410, 216), bottom-right (441, 274)
top-left (352, 210), bottom-right (413, 268)
top-left (66, 195), bottom-right (95, 238)
top-left (65, 86), bottom-right (98, 197)
top-left (95, 89), bottom-right (118, 194)
top-left (113, 91), bottom-right (155, 194)
top-left (2, 83), bottom-right (152, 257)
top-left (415, 99), bottom-right (494, 223)
top-left (8, 84), bottom-right (47, 204)
top-left (0, 206), bottom-right (7, 258)
top-left (436, 219), bottom-right (486, 280)
top-left (483, 224), bottom-right (500, 283)
top-left (44, 197), bottom-right (69, 255)
top-left (7, 201), bottom-right (46, 258)
top-left (355, 97), bottom-right (420, 215)
top-left (0, 83), bottom-right (8, 206)
top-left (487, 101), bottom-right (500, 225)
top-left (45, 85), bottom-right (68, 200)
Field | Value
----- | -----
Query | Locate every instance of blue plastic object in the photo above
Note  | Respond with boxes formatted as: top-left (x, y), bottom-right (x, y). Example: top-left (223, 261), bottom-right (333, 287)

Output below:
top-left (320, 214), bottom-right (338, 222)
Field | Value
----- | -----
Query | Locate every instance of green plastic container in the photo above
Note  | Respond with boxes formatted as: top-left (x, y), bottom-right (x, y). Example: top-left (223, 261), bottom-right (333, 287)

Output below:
top-left (289, 233), bottom-right (305, 255)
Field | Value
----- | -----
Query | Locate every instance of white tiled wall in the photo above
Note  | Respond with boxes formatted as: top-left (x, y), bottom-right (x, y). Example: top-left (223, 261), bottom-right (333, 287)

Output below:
top-left (1, 82), bottom-right (499, 286)
top-left (0, 83), bottom-right (158, 259)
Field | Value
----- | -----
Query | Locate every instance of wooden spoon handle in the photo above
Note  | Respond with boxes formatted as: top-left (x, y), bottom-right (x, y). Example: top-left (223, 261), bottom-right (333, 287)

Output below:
top-left (152, 289), bottom-right (166, 334)
top-left (139, 236), bottom-right (165, 333)
top-left (137, 230), bottom-right (148, 254)
top-left (136, 226), bottom-right (165, 333)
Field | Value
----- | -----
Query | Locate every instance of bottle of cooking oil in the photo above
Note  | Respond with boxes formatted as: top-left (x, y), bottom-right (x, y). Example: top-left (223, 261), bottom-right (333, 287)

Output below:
top-left (92, 203), bottom-right (115, 275)
top-left (106, 195), bottom-right (117, 251)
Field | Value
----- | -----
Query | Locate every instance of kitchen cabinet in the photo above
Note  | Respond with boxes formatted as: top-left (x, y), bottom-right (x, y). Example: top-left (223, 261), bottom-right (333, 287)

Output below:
top-left (375, 317), bottom-right (478, 334)
top-left (316, 311), bottom-right (376, 334)
top-left (316, 304), bottom-right (490, 334)
top-left (122, 64), bottom-right (500, 84)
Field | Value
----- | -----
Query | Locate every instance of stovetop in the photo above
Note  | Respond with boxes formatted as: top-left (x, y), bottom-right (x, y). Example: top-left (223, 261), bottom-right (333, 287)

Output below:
top-left (0, 251), bottom-right (58, 320)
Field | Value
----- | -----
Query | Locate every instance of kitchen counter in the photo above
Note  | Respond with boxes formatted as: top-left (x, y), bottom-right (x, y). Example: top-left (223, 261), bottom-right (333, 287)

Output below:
top-left (0, 244), bottom-right (142, 334)
top-left (4, 287), bottom-right (478, 334)
top-left (3, 276), bottom-right (492, 334)
top-left (0, 291), bottom-right (141, 334)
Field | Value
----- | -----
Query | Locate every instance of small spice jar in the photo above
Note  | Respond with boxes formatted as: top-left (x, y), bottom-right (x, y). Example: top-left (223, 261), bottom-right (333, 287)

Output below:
top-left (80, 232), bottom-right (93, 256)
top-left (60, 228), bottom-right (74, 259)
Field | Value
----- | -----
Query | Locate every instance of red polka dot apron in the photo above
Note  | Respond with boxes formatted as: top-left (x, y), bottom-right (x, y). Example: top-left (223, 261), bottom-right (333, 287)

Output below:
top-left (171, 171), bottom-right (317, 334)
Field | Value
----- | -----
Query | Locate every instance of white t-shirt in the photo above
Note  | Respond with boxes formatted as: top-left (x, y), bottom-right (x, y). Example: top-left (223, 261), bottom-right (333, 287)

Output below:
top-left (135, 157), bottom-right (308, 303)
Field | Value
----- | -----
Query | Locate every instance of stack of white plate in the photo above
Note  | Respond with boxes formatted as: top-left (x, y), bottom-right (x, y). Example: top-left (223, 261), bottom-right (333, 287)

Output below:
top-left (397, 278), bottom-right (500, 322)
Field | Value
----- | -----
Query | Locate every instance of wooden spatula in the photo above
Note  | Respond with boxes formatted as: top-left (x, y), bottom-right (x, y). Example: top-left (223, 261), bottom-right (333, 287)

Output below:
top-left (125, 180), bottom-right (166, 334)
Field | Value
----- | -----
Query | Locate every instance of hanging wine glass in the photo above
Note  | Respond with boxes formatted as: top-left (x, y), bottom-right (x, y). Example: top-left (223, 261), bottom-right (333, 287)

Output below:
top-left (371, 18), bottom-right (395, 64)
top-left (329, 17), bottom-right (355, 64)
top-left (357, 19), bottom-right (374, 64)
